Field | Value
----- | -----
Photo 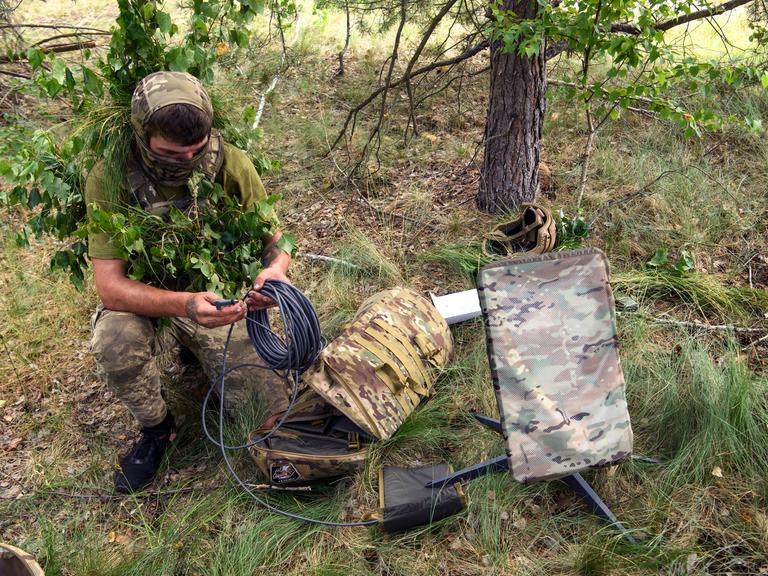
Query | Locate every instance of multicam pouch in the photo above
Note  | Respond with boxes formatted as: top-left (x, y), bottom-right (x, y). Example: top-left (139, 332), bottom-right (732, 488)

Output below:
top-left (303, 287), bottom-right (453, 440)
top-left (249, 390), bottom-right (374, 485)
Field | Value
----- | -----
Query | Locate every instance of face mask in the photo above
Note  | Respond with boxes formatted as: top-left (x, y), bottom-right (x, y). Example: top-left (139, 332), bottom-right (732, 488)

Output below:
top-left (130, 71), bottom-right (213, 187)
top-left (133, 136), bottom-right (210, 187)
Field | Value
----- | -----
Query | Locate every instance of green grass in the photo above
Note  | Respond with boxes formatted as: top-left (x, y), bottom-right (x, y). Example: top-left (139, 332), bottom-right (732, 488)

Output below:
top-left (625, 333), bottom-right (768, 486)
top-left (612, 268), bottom-right (768, 322)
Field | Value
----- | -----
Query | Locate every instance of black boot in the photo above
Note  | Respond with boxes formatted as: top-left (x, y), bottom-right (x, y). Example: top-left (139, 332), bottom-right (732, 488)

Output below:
top-left (114, 411), bottom-right (176, 494)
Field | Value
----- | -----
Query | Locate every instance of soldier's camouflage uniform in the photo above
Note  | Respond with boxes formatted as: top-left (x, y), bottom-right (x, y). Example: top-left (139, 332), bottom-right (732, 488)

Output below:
top-left (91, 307), bottom-right (289, 426)
top-left (87, 71), bottom-right (289, 427)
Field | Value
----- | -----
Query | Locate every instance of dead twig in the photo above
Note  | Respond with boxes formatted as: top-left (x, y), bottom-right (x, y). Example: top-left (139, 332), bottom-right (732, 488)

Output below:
top-left (0, 23), bottom-right (109, 33)
top-left (402, 0), bottom-right (461, 142)
top-left (33, 482), bottom-right (310, 502)
top-left (648, 317), bottom-right (766, 333)
top-left (347, 0), bottom-right (407, 178)
top-left (328, 40), bottom-right (489, 152)
top-left (30, 31), bottom-right (110, 47)
top-left (0, 40), bottom-right (97, 63)
top-left (300, 253), bottom-right (360, 269)
top-left (0, 69), bottom-right (30, 79)
top-left (335, 0), bottom-right (351, 77)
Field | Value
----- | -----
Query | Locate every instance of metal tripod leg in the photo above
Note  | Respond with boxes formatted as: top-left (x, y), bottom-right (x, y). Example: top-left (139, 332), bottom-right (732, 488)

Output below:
top-left (432, 414), bottom-right (637, 544)
top-left (562, 473), bottom-right (637, 544)
top-left (425, 455), bottom-right (508, 489)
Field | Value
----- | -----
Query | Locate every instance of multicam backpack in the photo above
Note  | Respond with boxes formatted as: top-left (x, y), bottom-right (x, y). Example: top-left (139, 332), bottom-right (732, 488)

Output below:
top-left (249, 287), bottom-right (453, 485)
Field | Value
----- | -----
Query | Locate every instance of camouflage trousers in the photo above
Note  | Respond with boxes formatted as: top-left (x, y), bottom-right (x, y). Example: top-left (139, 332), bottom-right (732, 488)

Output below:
top-left (90, 307), bottom-right (290, 428)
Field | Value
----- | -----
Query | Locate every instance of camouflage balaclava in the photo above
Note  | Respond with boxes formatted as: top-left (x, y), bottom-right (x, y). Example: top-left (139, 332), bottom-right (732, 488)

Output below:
top-left (130, 71), bottom-right (213, 187)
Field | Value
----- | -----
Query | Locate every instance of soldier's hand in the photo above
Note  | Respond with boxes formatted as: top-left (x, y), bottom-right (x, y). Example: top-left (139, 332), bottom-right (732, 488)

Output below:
top-left (185, 292), bottom-right (246, 328)
top-left (245, 266), bottom-right (291, 311)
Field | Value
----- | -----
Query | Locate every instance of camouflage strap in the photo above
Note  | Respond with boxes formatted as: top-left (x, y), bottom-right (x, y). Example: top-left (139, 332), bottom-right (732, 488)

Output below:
top-left (372, 318), bottom-right (432, 388)
top-left (349, 333), bottom-right (420, 411)
top-left (355, 329), bottom-right (428, 397)
top-left (127, 129), bottom-right (224, 216)
top-left (365, 323), bottom-right (431, 393)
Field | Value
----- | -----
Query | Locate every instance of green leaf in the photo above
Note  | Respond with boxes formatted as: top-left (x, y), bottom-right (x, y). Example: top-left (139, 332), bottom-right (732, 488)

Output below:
top-left (230, 28), bottom-right (250, 48)
top-left (82, 67), bottom-right (103, 97)
top-left (51, 58), bottom-right (67, 84)
top-left (674, 250), bottom-right (695, 275)
top-left (647, 248), bottom-right (668, 268)
top-left (277, 233), bottom-right (297, 257)
top-left (245, 0), bottom-right (264, 12)
top-left (156, 11), bottom-right (173, 34)
top-left (242, 105), bottom-right (256, 126)
top-left (26, 48), bottom-right (45, 69)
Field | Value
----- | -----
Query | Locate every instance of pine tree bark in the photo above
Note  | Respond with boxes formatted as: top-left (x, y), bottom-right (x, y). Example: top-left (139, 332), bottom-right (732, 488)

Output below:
top-left (477, 0), bottom-right (546, 213)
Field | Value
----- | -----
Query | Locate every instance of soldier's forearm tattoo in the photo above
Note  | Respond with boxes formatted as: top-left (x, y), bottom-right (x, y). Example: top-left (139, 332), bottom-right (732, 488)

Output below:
top-left (186, 296), bottom-right (200, 322)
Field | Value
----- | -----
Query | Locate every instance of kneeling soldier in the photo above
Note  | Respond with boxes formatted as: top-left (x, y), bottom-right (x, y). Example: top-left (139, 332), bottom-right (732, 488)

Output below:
top-left (85, 71), bottom-right (292, 493)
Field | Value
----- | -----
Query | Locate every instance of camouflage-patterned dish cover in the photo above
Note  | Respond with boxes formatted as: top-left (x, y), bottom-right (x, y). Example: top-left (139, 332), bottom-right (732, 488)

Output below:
top-left (304, 287), bottom-right (453, 440)
top-left (477, 248), bottom-right (633, 483)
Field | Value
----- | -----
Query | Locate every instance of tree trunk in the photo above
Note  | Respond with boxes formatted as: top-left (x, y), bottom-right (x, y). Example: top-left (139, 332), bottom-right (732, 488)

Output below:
top-left (477, 0), bottom-right (546, 213)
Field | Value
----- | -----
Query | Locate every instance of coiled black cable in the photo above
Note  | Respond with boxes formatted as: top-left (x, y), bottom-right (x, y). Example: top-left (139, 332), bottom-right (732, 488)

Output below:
top-left (202, 279), bottom-right (378, 527)
top-left (246, 280), bottom-right (324, 375)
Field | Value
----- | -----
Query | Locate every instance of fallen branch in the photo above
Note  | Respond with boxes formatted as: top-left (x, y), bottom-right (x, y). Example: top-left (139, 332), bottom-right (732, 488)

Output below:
top-left (31, 31), bottom-right (110, 47)
top-left (0, 69), bottom-right (30, 79)
top-left (0, 40), bottom-right (97, 63)
top-left (34, 482), bottom-right (310, 501)
top-left (0, 23), bottom-right (109, 33)
top-left (300, 253), bottom-right (360, 269)
top-left (648, 317), bottom-right (766, 333)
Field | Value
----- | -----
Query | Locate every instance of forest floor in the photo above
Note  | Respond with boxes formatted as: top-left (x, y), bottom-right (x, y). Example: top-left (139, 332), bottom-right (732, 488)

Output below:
top-left (2, 2), bottom-right (768, 575)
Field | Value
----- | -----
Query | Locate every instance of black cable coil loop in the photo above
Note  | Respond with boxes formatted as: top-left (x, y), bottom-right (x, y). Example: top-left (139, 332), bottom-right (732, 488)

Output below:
top-left (245, 280), bottom-right (323, 376)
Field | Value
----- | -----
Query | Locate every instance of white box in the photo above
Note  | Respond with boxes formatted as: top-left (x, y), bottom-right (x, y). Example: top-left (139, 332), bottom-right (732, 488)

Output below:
top-left (430, 289), bottom-right (482, 325)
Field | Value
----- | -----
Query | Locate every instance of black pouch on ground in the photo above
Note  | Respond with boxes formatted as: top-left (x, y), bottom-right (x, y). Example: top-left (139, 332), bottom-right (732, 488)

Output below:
top-left (378, 464), bottom-right (466, 532)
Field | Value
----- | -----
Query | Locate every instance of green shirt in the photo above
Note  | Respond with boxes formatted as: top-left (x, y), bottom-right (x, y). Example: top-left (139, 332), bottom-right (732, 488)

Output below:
top-left (85, 142), bottom-right (276, 260)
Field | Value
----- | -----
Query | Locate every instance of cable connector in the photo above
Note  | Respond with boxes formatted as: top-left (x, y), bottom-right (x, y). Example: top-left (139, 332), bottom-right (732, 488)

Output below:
top-left (213, 298), bottom-right (239, 310)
